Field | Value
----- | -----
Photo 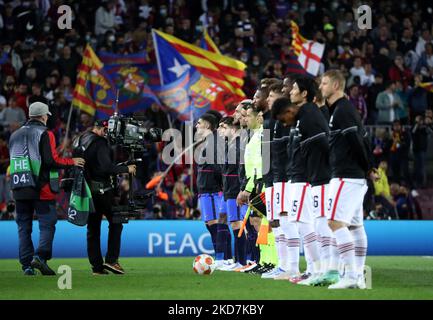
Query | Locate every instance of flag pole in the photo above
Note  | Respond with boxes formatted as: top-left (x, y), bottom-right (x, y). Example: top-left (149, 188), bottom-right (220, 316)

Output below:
top-left (189, 107), bottom-right (194, 194)
top-left (61, 102), bottom-right (75, 156)
top-left (115, 89), bottom-right (119, 114)
top-left (152, 29), bottom-right (164, 86)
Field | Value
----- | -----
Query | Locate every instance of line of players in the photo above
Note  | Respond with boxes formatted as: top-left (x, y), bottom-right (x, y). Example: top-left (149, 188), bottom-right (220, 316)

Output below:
top-left (195, 70), bottom-right (379, 289)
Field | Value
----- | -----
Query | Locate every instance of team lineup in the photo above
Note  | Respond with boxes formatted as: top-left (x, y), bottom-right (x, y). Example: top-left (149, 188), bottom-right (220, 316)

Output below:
top-left (195, 70), bottom-right (379, 289)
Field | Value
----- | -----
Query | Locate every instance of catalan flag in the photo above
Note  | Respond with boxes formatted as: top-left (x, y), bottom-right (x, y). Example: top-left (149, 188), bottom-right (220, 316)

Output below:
top-left (152, 29), bottom-right (246, 98)
top-left (419, 82), bottom-right (433, 93)
top-left (72, 44), bottom-right (117, 119)
top-left (290, 20), bottom-right (307, 56)
top-left (290, 21), bottom-right (324, 76)
top-left (199, 28), bottom-right (221, 54)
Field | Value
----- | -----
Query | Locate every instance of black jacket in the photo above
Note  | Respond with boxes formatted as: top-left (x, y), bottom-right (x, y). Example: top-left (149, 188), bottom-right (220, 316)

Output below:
top-left (222, 136), bottom-right (242, 199)
top-left (75, 131), bottom-right (128, 184)
top-left (197, 132), bottom-right (223, 194)
top-left (272, 121), bottom-right (291, 183)
top-left (298, 103), bottom-right (331, 186)
top-left (328, 97), bottom-right (372, 179)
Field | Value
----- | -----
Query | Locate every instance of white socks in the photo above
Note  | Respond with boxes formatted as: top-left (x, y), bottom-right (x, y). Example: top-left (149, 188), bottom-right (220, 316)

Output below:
top-left (334, 227), bottom-right (357, 280)
top-left (280, 216), bottom-right (300, 275)
top-left (351, 226), bottom-right (368, 277)
top-left (273, 226), bottom-right (288, 271)
top-left (298, 222), bottom-right (321, 275)
top-left (315, 217), bottom-right (339, 273)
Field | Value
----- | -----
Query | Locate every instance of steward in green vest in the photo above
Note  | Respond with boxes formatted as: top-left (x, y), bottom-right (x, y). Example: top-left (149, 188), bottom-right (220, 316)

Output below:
top-left (9, 102), bottom-right (84, 276)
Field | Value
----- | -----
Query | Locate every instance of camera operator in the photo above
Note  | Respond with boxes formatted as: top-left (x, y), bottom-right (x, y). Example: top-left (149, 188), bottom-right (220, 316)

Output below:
top-left (9, 102), bottom-right (85, 276)
top-left (74, 120), bottom-right (136, 275)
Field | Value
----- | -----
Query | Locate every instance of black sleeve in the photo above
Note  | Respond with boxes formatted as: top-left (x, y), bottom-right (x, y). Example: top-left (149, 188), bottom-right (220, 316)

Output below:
top-left (337, 107), bottom-right (371, 172)
top-left (95, 140), bottom-right (129, 175)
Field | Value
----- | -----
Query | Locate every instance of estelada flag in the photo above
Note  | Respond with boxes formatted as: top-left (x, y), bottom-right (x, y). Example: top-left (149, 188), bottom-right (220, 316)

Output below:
top-left (152, 29), bottom-right (246, 99)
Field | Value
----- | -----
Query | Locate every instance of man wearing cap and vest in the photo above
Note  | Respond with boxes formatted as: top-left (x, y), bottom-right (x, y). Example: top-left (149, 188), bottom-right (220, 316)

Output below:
top-left (9, 102), bottom-right (85, 276)
top-left (72, 120), bottom-right (136, 275)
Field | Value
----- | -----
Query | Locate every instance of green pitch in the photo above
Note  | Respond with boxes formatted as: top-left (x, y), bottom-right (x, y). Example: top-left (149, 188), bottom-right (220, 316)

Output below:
top-left (1, 256), bottom-right (433, 300)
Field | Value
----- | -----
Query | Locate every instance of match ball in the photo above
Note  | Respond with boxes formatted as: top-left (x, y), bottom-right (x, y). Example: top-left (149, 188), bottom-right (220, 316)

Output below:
top-left (192, 254), bottom-right (215, 275)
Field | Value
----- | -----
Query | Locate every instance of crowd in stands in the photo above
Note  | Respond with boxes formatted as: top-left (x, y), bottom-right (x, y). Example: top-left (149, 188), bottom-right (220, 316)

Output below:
top-left (0, 0), bottom-right (432, 220)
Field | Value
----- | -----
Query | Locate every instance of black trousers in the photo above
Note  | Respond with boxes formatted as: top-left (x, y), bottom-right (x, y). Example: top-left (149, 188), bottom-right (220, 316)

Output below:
top-left (87, 190), bottom-right (123, 272)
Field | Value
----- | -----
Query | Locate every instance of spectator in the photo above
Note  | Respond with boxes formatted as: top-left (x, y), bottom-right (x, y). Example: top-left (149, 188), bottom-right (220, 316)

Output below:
top-left (393, 184), bottom-right (419, 220)
top-left (411, 115), bottom-right (433, 188)
top-left (0, 133), bottom-right (11, 208)
top-left (3, 96), bottom-right (26, 126)
top-left (371, 127), bottom-right (391, 166)
top-left (1, 75), bottom-right (16, 101)
top-left (376, 81), bottom-right (404, 124)
top-left (373, 160), bottom-right (398, 219)
top-left (388, 55), bottom-right (413, 90)
top-left (408, 74), bottom-right (430, 122)
top-left (234, 10), bottom-right (255, 48)
top-left (415, 43), bottom-right (433, 77)
top-left (399, 28), bottom-right (416, 54)
top-left (372, 47), bottom-right (392, 79)
top-left (28, 82), bottom-right (48, 106)
top-left (388, 120), bottom-right (411, 184)
top-left (360, 62), bottom-right (375, 87)
top-left (57, 46), bottom-right (79, 85)
top-left (95, 0), bottom-right (117, 37)
top-left (172, 180), bottom-right (194, 219)
top-left (365, 73), bottom-right (384, 124)
top-left (348, 84), bottom-right (367, 124)
top-left (394, 80), bottom-right (410, 125)
top-left (415, 29), bottom-right (433, 57)
top-left (176, 18), bottom-right (194, 43)
top-left (13, 82), bottom-right (29, 115)
top-left (350, 56), bottom-right (365, 79)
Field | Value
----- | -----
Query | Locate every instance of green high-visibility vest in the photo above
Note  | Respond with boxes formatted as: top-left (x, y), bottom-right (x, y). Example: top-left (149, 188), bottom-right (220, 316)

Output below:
top-left (244, 126), bottom-right (263, 193)
top-left (9, 123), bottom-right (59, 193)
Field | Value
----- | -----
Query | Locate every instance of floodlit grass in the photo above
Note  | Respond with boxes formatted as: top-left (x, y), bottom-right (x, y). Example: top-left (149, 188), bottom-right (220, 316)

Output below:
top-left (1, 256), bottom-right (433, 300)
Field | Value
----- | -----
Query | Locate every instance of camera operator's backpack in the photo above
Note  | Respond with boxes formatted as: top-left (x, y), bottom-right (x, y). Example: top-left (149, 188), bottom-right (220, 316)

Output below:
top-left (67, 167), bottom-right (95, 226)
top-left (61, 132), bottom-right (100, 192)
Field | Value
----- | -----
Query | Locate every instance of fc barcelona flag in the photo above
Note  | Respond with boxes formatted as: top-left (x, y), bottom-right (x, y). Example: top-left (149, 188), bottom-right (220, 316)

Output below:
top-left (72, 45), bottom-right (117, 119)
top-left (98, 51), bottom-right (161, 114)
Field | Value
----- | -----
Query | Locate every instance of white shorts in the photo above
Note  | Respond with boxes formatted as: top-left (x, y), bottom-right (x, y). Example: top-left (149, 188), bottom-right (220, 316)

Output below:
top-left (287, 182), bottom-right (313, 223)
top-left (265, 186), bottom-right (274, 221)
top-left (327, 178), bottom-right (368, 226)
top-left (273, 181), bottom-right (288, 219)
top-left (310, 184), bottom-right (329, 219)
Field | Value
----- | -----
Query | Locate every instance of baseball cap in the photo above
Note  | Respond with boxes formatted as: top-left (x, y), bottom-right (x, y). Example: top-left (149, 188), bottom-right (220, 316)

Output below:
top-left (29, 102), bottom-right (52, 117)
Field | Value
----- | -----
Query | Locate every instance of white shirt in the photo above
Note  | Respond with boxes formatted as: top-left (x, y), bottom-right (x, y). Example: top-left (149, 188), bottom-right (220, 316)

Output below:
top-left (360, 73), bottom-right (375, 86)
top-left (350, 66), bottom-right (366, 78)
top-left (387, 93), bottom-right (395, 122)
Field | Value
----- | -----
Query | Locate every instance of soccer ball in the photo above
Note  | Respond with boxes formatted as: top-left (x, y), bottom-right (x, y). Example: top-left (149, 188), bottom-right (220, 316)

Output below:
top-left (192, 254), bottom-right (215, 275)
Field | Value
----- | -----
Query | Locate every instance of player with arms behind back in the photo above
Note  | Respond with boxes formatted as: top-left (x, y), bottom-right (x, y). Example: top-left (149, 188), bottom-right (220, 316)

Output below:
top-left (320, 70), bottom-right (378, 289)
